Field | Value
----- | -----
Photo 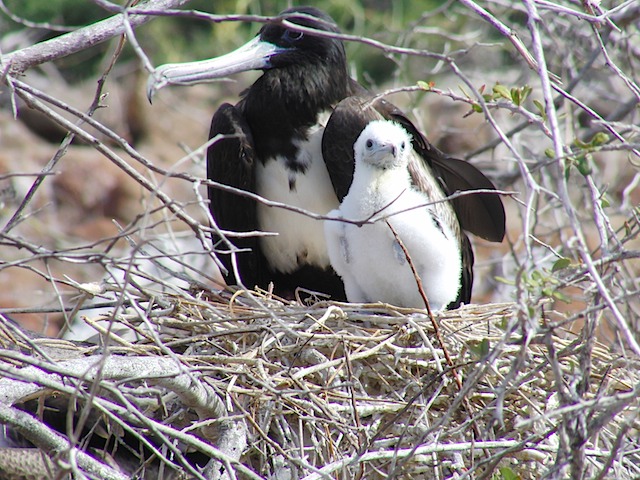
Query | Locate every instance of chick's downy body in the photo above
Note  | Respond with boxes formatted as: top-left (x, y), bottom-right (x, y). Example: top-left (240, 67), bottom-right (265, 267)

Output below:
top-left (325, 121), bottom-right (462, 310)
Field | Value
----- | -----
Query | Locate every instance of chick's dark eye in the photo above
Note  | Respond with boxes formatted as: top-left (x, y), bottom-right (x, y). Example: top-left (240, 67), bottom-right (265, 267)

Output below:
top-left (366, 139), bottom-right (373, 149)
top-left (282, 29), bottom-right (304, 43)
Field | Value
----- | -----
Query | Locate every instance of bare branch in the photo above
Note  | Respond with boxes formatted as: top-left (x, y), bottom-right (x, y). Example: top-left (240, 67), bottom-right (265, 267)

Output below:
top-left (1, 0), bottom-right (191, 77)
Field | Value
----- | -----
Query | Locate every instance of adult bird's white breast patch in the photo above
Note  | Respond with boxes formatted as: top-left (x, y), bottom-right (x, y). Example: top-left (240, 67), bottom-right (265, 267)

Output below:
top-left (256, 111), bottom-right (339, 273)
top-left (324, 120), bottom-right (462, 310)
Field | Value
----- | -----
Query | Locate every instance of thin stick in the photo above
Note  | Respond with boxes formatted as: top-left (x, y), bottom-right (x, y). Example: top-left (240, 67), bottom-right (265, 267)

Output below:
top-left (385, 220), bottom-right (484, 445)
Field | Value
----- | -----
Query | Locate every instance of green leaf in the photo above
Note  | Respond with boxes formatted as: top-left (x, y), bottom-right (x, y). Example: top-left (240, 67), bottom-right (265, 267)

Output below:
top-left (591, 132), bottom-right (610, 146)
top-left (574, 138), bottom-right (590, 149)
top-left (468, 338), bottom-right (490, 357)
top-left (417, 80), bottom-right (434, 90)
top-left (458, 85), bottom-right (470, 98)
top-left (575, 154), bottom-right (593, 176)
top-left (552, 257), bottom-right (571, 272)
top-left (530, 270), bottom-right (544, 283)
top-left (533, 99), bottom-right (547, 119)
top-left (495, 276), bottom-right (515, 286)
top-left (510, 85), bottom-right (531, 106)
top-left (564, 160), bottom-right (572, 181)
top-left (471, 103), bottom-right (484, 113)
top-left (552, 290), bottom-right (571, 303)
top-left (544, 148), bottom-right (556, 159)
top-left (499, 467), bottom-right (520, 480)
top-left (511, 87), bottom-right (521, 106)
top-left (493, 84), bottom-right (511, 100)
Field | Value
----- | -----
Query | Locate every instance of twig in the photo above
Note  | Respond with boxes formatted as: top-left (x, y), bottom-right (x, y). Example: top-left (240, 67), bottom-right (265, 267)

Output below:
top-left (522, 0), bottom-right (640, 357)
top-left (384, 219), bottom-right (485, 451)
top-left (0, 404), bottom-right (129, 480)
top-left (0, 0), bottom-right (192, 77)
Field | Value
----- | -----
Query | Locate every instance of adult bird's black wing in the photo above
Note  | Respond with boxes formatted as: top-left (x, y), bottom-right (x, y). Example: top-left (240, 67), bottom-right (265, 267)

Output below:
top-left (423, 157), bottom-right (506, 242)
top-left (207, 102), bottom-right (268, 290)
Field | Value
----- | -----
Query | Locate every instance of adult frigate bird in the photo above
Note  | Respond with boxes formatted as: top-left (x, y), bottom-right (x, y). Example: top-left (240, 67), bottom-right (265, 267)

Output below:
top-left (147, 6), bottom-right (505, 305)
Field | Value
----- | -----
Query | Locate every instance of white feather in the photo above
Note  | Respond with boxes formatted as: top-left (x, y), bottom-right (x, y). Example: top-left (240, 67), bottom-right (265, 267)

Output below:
top-left (256, 111), bottom-right (339, 273)
top-left (324, 120), bottom-right (462, 310)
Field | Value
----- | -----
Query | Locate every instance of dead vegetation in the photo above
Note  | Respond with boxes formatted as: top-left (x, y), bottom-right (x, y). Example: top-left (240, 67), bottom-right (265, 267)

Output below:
top-left (1, 0), bottom-right (639, 479)
top-left (1, 295), bottom-right (639, 479)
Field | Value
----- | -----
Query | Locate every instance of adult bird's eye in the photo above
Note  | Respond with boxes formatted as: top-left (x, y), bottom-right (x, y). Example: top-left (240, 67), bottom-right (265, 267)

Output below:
top-left (366, 139), bottom-right (373, 149)
top-left (283, 29), bottom-right (304, 43)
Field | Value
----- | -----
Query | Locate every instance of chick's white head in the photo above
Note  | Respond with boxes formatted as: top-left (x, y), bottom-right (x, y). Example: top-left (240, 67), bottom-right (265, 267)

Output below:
top-left (354, 120), bottom-right (412, 170)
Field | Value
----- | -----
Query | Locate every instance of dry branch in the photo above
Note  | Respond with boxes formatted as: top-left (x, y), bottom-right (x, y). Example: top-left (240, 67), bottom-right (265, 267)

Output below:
top-left (1, 0), bottom-right (192, 77)
top-left (1, 1), bottom-right (640, 479)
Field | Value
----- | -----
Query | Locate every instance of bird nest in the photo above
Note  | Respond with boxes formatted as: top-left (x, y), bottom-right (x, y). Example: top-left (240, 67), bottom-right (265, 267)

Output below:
top-left (0, 291), bottom-right (639, 480)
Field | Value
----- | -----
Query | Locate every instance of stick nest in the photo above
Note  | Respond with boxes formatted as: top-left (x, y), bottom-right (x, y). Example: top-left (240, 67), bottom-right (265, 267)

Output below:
top-left (1, 292), bottom-right (639, 480)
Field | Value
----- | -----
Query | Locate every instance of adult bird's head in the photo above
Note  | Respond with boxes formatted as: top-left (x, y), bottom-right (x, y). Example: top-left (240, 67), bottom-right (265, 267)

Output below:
top-left (355, 121), bottom-right (412, 171)
top-left (147, 6), bottom-right (348, 104)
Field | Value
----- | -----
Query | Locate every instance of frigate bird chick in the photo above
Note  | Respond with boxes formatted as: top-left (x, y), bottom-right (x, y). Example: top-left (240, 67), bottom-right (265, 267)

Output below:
top-left (324, 120), bottom-right (462, 310)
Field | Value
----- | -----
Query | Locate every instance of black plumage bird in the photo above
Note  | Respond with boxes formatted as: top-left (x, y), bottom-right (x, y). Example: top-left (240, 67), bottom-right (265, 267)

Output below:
top-left (147, 6), bottom-right (505, 307)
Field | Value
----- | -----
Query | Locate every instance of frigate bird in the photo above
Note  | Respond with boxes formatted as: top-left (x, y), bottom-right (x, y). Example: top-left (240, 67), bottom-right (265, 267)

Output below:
top-left (147, 6), bottom-right (505, 304)
top-left (325, 120), bottom-right (462, 310)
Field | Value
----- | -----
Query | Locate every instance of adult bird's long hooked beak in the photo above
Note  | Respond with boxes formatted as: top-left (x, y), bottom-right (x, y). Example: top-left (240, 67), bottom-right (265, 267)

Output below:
top-left (146, 35), bottom-right (287, 102)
